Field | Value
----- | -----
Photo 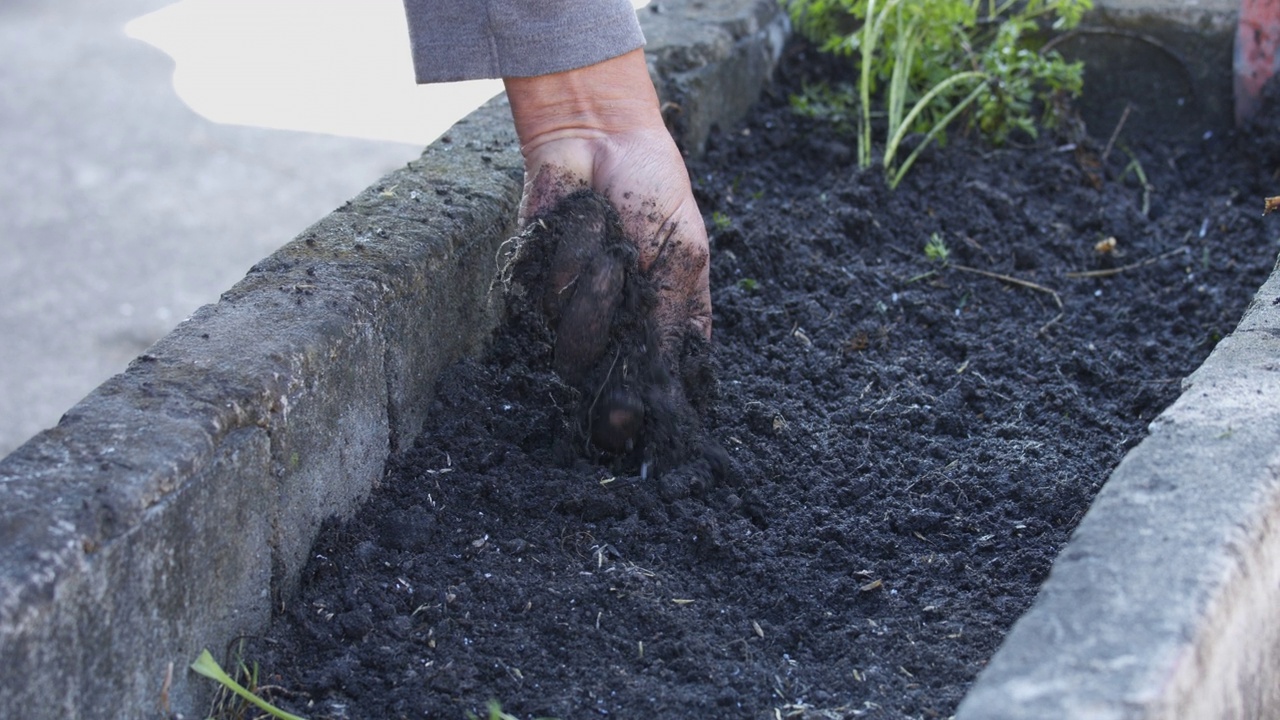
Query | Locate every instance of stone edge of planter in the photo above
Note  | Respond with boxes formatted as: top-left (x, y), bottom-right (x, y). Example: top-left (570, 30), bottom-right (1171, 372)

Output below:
top-left (0, 2), bottom-right (788, 718)
top-left (956, 5), bottom-right (1280, 718)
top-left (957, 256), bottom-right (1280, 720)
top-left (1053, 0), bottom-right (1238, 140)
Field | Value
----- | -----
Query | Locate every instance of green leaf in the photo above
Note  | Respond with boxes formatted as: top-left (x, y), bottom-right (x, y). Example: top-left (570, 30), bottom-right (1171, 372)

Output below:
top-left (786, 0), bottom-right (1090, 185)
top-left (190, 649), bottom-right (307, 720)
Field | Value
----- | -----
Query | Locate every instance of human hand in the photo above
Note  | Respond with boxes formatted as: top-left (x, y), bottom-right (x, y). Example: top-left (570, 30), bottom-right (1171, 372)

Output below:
top-left (504, 48), bottom-right (711, 359)
top-left (503, 49), bottom-right (713, 464)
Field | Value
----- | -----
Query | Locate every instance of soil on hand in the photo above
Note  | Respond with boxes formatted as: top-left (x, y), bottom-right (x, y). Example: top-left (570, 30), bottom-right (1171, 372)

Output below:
top-left (245, 45), bottom-right (1280, 719)
top-left (498, 189), bottom-right (719, 477)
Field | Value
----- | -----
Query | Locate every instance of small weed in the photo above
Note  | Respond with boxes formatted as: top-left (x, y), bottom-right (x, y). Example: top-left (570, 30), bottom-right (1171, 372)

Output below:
top-left (191, 648), bottom-right (306, 720)
top-left (737, 277), bottom-right (761, 292)
top-left (711, 211), bottom-right (733, 231)
top-left (908, 234), bottom-right (951, 283)
top-left (925, 233), bottom-right (951, 263)
top-left (1118, 149), bottom-right (1152, 217)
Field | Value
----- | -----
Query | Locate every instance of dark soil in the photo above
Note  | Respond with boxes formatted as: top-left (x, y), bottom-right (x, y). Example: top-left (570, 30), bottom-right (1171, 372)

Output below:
top-left (242, 45), bottom-right (1280, 719)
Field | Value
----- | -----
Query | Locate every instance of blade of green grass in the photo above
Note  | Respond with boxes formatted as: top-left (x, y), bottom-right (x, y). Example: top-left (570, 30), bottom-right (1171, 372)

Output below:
top-left (190, 649), bottom-right (307, 720)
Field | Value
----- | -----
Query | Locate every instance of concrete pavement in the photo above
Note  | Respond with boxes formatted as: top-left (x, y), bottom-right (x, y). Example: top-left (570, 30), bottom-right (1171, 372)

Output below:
top-left (0, 0), bottom-right (496, 457)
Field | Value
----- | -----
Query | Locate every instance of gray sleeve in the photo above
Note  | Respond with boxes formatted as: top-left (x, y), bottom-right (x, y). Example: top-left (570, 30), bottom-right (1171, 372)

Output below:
top-left (401, 0), bottom-right (646, 83)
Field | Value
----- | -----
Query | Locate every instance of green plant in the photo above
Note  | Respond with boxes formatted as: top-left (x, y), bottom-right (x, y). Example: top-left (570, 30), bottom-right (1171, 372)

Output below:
top-left (466, 700), bottom-right (519, 720)
top-left (711, 210), bottom-right (733, 231)
top-left (924, 232), bottom-right (950, 263)
top-left (191, 648), bottom-right (306, 720)
top-left (908, 233), bottom-right (951, 282)
top-left (737, 277), bottom-right (761, 292)
top-left (790, 81), bottom-right (859, 134)
top-left (786, 0), bottom-right (1090, 187)
top-left (1117, 149), bottom-right (1152, 217)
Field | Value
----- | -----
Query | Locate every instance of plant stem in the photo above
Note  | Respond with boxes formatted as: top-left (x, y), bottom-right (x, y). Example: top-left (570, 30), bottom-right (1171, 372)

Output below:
top-left (888, 9), bottom-right (922, 138)
top-left (1064, 247), bottom-right (1184, 278)
top-left (859, 0), bottom-right (878, 167)
top-left (884, 70), bottom-right (986, 180)
top-left (1121, 155), bottom-right (1152, 217)
top-left (860, 0), bottom-right (905, 168)
top-left (950, 263), bottom-right (1063, 307)
top-left (889, 79), bottom-right (988, 189)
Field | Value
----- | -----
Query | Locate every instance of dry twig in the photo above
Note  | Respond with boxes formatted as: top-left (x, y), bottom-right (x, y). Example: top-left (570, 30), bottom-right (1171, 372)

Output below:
top-left (1064, 247), bottom-right (1185, 278)
top-left (950, 264), bottom-right (1063, 308)
top-left (1101, 103), bottom-right (1132, 165)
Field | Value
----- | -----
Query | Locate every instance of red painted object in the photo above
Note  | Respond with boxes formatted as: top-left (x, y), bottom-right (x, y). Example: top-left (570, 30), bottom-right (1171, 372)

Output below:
top-left (1236, 0), bottom-right (1280, 124)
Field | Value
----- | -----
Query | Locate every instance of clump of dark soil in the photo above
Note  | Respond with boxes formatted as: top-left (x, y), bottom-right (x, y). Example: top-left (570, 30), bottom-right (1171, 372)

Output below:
top-left (497, 189), bottom-right (719, 478)
top-left (244, 45), bottom-right (1280, 719)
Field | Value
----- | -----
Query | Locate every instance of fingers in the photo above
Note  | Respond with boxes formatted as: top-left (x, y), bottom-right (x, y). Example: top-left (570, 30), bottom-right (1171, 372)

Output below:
top-left (629, 201), bottom-right (713, 349)
top-left (518, 136), bottom-right (713, 365)
top-left (552, 240), bottom-right (626, 386)
top-left (652, 237), bottom-right (712, 354)
top-left (591, 386), bottom-right (645, 454)
top-left (527, 191), bottom-right (629, 386)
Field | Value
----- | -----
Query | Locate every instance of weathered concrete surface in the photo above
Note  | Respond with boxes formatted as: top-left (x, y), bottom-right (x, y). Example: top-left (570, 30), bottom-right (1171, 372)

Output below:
top-left (0, 96), bottom-right (524, 719)
top-left (643, 0), bottom-right (790, 155)
top-left (1060, 0), bottom-right (1237, 140)
top-left (1092, 0), bottom-right (1236, 136)
top-left (957, 256), bottom-right (1280, 719)
top-left (0, 1), bottom-right (786, 718)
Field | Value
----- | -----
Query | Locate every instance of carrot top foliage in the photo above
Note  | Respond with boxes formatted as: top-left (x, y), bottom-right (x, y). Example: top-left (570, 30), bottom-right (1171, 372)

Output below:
top-left (786, 0), bottom-right (1092, 187)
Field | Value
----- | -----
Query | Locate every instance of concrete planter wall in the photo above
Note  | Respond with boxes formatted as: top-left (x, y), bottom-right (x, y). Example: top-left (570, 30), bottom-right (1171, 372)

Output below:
top-left (1, 1), bottom-right (1275, 718)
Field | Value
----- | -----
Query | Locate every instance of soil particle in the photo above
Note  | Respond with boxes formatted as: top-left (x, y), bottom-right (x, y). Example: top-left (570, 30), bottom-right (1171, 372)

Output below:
top-left (243, 44), bottom-right (1280, 719)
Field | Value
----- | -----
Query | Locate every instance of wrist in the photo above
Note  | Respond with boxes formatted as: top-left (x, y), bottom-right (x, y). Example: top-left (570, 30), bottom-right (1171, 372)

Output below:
top-left (503, 49), bottom-right (664, 154)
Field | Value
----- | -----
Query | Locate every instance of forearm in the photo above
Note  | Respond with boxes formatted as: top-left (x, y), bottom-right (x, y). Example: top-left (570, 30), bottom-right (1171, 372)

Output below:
top-left (401, 0), bottom-right (646, 83)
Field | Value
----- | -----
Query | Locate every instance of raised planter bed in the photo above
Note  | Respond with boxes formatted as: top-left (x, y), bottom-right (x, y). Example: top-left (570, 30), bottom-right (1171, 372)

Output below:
top-left (3, 1), bottom-right (1279, 719)
top-left (239, 27), bottom-right (1280, 720)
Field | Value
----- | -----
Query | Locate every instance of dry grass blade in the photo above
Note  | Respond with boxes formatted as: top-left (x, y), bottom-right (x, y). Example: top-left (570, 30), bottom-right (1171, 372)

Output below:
top-left (1101, 103), bottom-right (1132, 165)
top-left (1064, 247), bottom-right (1185, 278)
top-left (950, 264), bottom-right (1063, 308)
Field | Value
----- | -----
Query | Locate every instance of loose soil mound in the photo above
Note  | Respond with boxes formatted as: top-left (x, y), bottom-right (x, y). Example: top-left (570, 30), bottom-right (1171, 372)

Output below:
top-left (243, 45), bottom-right (1280, 719)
